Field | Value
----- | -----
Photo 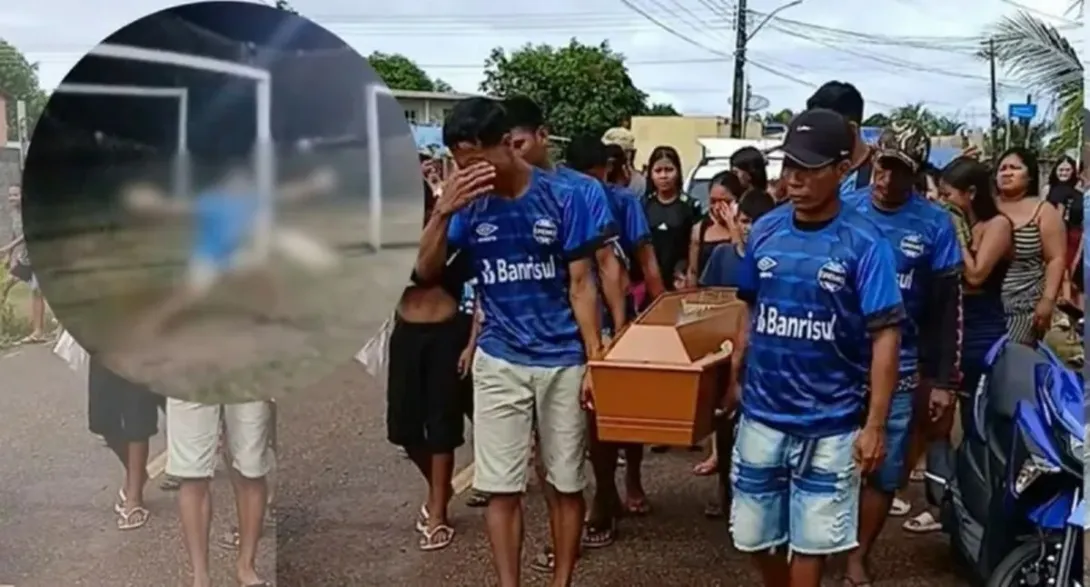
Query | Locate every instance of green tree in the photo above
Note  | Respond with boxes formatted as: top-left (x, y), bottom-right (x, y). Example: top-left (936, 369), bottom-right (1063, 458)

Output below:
top-left (367, 52), bottom-right (451, 93)
top-left (880, 102), bottom-right (967, 135)
top-left (983, 12), bottom-right (1081, 155)
top-left (481, 39), bottom-right (648, 138)
top-left (985, 116), bottom-right (1049, 153)
top-left (643, 102), bottom-right (679, 116)
top-left (0, 40), bottom-right (48, 141)
top-left (862, 113), bottom-right (892, 128)
top-left (763, 109), bottom-right (795, 124)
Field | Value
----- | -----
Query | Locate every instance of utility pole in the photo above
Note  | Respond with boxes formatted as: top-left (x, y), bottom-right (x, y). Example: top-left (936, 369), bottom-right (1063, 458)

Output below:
top-left (1022, 92), bottom-right (1032, 148)
top-left (988, 37), bottom-right (999, 161)
top-left (730, 0), bottom-right (748, 139)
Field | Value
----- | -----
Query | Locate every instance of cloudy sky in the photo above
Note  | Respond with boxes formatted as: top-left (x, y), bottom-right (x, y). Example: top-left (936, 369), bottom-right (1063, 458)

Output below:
top-left (3, 0), bottom-right (1082, 128)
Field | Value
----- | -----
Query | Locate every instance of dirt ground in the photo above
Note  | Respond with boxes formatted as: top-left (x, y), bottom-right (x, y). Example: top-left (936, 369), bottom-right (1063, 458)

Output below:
top-left (26, 197), bottom-right (421, 403)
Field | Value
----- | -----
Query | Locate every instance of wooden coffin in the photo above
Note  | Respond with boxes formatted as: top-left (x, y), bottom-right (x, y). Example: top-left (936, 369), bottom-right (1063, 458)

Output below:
top-left (589, 288), bottom-right (746, 446)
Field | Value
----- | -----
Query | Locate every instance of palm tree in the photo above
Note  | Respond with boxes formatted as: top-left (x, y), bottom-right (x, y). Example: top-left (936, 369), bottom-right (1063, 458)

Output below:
top-left (885, 103), bottom-right (967, 136)
top-left (984, 11), bottom-right (1082, 154)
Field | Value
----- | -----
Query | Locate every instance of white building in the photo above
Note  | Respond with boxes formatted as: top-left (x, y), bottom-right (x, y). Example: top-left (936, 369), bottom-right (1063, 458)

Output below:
top-left (393, 89), bottom-right (480, 125)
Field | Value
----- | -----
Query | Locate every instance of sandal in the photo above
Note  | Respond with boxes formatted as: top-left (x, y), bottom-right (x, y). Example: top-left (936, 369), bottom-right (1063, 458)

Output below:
top-left (217, 527), bottom-right (241, 550)
top-left (842, 577), bottom-right (873, 587)
top-left (18, 334), bottom-right (47, 345)
top-left (159, 475), bottom-right (182, 491)
top-left (581, 518), bottom-right (617, 549)
top-left (909, 468), bottom-right (926, 483)
top-left (624, 498), bottom-right (651, 516)
top-left (117, 506), bottom-right (150, 530)
top-left (415, 504), bottom-right (430, 533)
top-left (902, 511), bottom-right (942, 534)
top-left (889, 497), bottom-right (911, 517)
top-left (466, 490), bottom-right (489, 508)
top-left (114, 488), bottom-right (126, 514)
top-left (530, 547), bottom-right (556, 573)
top-left (693, 456), bottom-right (718, 476)
top-left (418, 523), bottom-right (455, 551)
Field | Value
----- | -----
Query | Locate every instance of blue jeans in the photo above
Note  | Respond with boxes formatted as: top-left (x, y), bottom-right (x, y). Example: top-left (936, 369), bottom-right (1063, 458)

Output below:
top-left (868, 379), bottom-right (918, 493)
top-left (729, 416), bottom-right (860, 555)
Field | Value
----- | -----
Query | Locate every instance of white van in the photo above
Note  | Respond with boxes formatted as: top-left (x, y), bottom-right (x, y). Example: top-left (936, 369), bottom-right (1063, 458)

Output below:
top-left (684, 138), bottom-right (783, 206)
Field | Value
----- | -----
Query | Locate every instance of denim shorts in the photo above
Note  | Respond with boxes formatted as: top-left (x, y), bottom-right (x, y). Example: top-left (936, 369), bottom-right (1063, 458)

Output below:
top-left (729, 415), bottom-right (861, 555)
top-left (868, 378), bottom-right (918, 493)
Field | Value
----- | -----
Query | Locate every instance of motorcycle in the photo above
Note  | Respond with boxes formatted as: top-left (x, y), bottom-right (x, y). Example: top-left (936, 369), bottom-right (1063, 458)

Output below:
top-left (925, 336), bottom-right (1085, 586)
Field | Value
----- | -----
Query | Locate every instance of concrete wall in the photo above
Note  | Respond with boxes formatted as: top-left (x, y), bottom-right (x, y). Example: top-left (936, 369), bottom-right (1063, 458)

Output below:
top-left (631, 116), bottom-right (765, 175)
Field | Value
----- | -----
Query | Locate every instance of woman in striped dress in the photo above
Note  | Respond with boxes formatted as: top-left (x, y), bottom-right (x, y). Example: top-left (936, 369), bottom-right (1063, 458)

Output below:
top-left (994, 148), bottom-right (1067, 345)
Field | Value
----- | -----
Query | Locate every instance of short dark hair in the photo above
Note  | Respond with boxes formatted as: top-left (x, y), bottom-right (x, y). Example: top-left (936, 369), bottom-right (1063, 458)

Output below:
top-left (564, 134), bottom-right (608, 173)
top-left (806, 81), bottom-right (864, 125)
top-left (738, 189), bottom-right (775, 220)
top-left (442, 97), bottom-right (510, 149)
top-left (502, 95), bottom-right (545, 131)
top-left (709, 170), bottom-right (744, 198)
top-left (604, 143), bottom-right (628, 183)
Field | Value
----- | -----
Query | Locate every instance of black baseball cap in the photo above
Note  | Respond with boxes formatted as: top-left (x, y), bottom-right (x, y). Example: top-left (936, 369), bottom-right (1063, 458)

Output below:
top-left (778, 108), bottom-right (853, 169)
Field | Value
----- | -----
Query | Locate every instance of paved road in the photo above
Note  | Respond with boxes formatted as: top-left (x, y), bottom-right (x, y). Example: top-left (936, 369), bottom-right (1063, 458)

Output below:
top-left (275, 282), bottom-right (970, 586)
top-left (0, 344), bottom-right (275, 587)
top-left (1, 259), bottom-right (972, 586)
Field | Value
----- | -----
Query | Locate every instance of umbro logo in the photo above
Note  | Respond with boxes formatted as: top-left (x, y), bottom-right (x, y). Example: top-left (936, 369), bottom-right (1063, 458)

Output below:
top-left (476, 222), bottom-right (499, 243)
top-left (757, 256), bottom-right (776, 278)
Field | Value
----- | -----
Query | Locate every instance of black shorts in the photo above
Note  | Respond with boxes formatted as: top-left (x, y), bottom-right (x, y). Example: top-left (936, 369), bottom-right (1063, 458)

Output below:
top-left (450, 312), bottom-right (474, 418)
top-left (88, 361), bottom-right (164, 442)
top-left (386, 315), bottom-right (469, 453)
top-left (9, 262), bottom-right (32, 283)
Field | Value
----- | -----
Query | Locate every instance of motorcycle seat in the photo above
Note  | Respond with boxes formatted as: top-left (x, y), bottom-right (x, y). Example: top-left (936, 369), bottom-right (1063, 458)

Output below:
top-left (984, 342), bottom-right (1049, 420)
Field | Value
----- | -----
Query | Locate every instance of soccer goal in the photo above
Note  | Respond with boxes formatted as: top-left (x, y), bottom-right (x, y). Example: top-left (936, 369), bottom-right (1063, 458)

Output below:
top-left (85, 42), bottom-right (276, 259)
top-left (54, 83), bottom-right (191, 199)
top-left (365, 82), bottom-right (393, 251)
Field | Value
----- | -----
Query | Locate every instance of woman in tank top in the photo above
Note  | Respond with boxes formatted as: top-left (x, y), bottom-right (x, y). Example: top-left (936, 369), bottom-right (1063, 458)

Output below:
top-left (905, 157), bottom-right (1014, 536)
top-left (994, 148), bottom-right (1066, 345)
top-left (687, 170), bottom-right (743, 284)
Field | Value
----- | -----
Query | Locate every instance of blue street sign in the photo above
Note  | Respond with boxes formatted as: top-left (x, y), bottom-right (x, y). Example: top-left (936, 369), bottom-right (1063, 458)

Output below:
top-left (1008, 103), bottom-right (1037, 120)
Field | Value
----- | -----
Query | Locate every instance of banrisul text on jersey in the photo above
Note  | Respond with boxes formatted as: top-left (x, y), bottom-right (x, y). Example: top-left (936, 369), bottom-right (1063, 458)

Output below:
top-left (447, 167), bottom-right (614, 368)
top-left (733, 203), bottom-right (905, 438)
top-left (755, 304), bottom-right (837, 341)
top-left (480, 256), bottom-right (557, 284)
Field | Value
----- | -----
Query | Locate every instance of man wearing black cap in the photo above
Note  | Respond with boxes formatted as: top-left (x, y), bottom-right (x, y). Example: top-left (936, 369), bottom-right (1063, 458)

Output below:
top-left (841, 121), bottom-right (963, 587)
top-left (806, 81), bottom-right (874, 197)
top-left (725, 108), bottom-right (904, 587)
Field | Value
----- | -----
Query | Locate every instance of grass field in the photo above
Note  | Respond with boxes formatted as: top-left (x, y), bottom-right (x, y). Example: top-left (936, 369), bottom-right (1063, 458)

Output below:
top-left (0, 266), bottom-right (35, 346)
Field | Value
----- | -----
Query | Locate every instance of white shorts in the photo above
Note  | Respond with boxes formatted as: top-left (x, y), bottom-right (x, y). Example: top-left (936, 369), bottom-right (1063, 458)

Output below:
top-left (165, 398), bottom-right (273, 479)
top-left (185, 249), bottom-right (261, 296)
top-left (471, 349), bottom-right (587, 495)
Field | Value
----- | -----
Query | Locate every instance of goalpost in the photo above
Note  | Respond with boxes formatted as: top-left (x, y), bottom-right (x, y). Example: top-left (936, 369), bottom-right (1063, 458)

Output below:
top-left (54, 83), bottom-right (190, 199)
top-left (85, 42), bottom-right (276, 259)
top-left (365, 82), bottom-right (393, 252)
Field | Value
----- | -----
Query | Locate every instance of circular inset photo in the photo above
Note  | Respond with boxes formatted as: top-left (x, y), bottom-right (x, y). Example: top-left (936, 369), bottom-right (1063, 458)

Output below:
top-left (21, 0), bottom-right (423, 402)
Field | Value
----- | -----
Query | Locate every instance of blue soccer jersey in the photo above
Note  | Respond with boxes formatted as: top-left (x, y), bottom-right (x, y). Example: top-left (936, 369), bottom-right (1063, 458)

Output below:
top-left (448, 167), bottom-right (611, 367)
top-left (192, 191), bottom-right (259, 267)
top-left (735, 203), bottom-right (906, 437)
top-left (603, 184), bottom-right (652, 269)
top-left (845, 189), bottom-right (964, 379)
top-left (554, 166), bottom-right (618, 237)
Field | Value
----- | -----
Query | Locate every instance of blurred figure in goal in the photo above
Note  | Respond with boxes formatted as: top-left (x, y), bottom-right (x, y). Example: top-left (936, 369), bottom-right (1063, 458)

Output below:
top-left (120, 163), bottom-right (339, 344)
